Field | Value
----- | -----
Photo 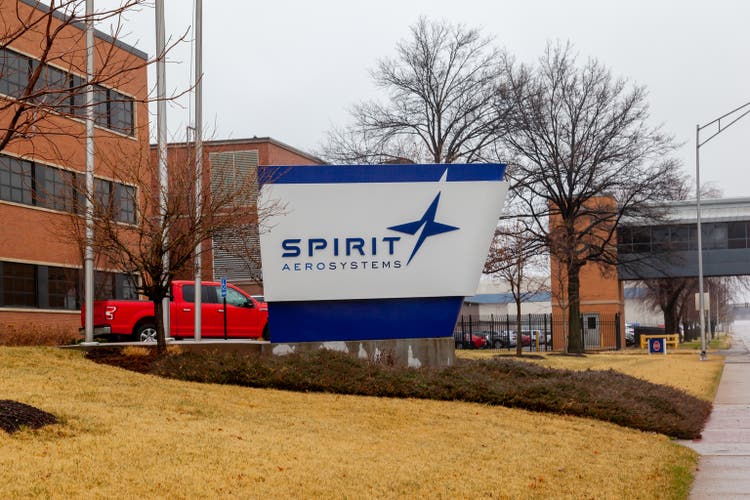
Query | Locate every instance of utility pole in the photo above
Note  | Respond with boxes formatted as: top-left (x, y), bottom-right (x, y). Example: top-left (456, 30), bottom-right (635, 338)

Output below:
top-left (155, 0), bottom-right (170, 339)
top-left (82, 0), bottom-right (97, 346)
top-left (193, 0), bottom-right (203, 340)
top-left (695, 100), bottom-right (750, 359)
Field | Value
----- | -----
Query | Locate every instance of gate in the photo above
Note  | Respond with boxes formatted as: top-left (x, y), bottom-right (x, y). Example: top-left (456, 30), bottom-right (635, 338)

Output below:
top-left (582, 313), bottom-right (600, 349)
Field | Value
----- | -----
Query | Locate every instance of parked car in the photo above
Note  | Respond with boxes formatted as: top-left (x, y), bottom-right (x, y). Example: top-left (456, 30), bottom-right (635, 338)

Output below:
top-left (81, 280), bottom-right (269, 341)
top-left (625, 324), bottom-right (635, 346)
top-left (529, 330), bottom-right (552, 345)
top-left (506, 330), bottom-right (531, 347)
top-left (455, 332), bottom-right (488, 349)
top-left (483, 330), bottom-right (510, 349)
top-left (471, 330), bottom-right (504, 349)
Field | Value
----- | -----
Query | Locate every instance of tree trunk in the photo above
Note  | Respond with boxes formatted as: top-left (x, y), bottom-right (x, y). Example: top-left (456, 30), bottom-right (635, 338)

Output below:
top-left (153, 296), bottom-right (167, 355)
top-left (663, 302), bottom-right (678, 337)
top-left (566, 263), bottom-right (583, 354)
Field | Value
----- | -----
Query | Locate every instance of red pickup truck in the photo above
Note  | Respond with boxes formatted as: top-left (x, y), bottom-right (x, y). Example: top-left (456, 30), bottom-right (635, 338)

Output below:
top-left (83, 280), bottom-right (268, 341)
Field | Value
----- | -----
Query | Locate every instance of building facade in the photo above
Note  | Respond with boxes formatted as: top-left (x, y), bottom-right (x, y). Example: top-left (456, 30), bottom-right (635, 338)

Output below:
top-left (0, 1), bottom-right (149, 334)
top-left (549, 196), bottom-right (626, 350)
top-left (154, 137), bottom-right (323, 295)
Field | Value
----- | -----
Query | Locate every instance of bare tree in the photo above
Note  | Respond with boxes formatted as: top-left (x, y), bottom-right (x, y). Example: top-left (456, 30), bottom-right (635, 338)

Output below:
top-left (0, 0), bottom-right (186, 158)
top-left (641, 278), bottom-right (693, 337)
top-left (497, 42), bottom-right (683, 353)
top-left (321, 17), bottom-right (506, 164)
top-left (62, 145), bottom-right (282, 352)
top-left (484, 220), bottom-right (548, 356)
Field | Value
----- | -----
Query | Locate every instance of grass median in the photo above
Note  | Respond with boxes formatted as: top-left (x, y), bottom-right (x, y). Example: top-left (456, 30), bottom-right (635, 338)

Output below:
top-left (0, 347), bottom-right (699, 498)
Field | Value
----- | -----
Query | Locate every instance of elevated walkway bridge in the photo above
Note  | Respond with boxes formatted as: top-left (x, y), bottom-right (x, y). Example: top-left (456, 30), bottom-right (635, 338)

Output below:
top-left (618, 197), bottom-right (750, 280)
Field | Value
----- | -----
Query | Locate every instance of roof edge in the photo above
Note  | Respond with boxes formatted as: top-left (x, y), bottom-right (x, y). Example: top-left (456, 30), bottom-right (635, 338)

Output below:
top-left (20, 0), bottom-right (149, 60)
top-left (151, 136), bottom-right (326, 165)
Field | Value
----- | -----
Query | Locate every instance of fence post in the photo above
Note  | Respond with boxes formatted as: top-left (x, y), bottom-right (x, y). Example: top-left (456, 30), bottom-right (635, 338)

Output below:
top-left (546, 314), bottom-right (551, 351)
top-left (580, 315), bottom-right (585, 351)
top-left (468, 315), bottom-right (473, 349)
top-left (615, 313), bottom-right (621, 351)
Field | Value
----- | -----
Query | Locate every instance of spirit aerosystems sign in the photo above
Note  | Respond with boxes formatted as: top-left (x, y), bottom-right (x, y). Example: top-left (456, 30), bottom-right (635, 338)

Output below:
top-left (258, 163), bottom-right (507, 343)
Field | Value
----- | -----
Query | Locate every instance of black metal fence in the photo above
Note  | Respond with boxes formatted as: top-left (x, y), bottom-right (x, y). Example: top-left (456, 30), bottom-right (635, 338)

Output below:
top-left (454, 313), bottom-right (623, 352)
top-left (453, 314), bottom-right (554, 352)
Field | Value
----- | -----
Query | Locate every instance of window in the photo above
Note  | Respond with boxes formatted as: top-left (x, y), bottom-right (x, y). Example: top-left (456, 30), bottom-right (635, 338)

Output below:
top-left (48, 267), bottom-right (79, 310)
top-left (225, 288), bottom-right (251, 307)
top-left (115, 184), bottom-right (136, 223)
top-left (33, 62), bottom-right (70, 108)
top-left (94, 178), bottom-right (112, 214)
top-left (0, 156), bottom-right (32, 204)
top-left (617, 226), bottom-right (633, 254)
top-left (37, 164), bottom-right (75, 211)
top-left (70, 75), bottom-right (86, 117)
top-left (94, 271), bottom-right (114, 301)
top-left (0, 47), bottom-right (134, 135)
top-left (94, 271), bottom-right (136, 301)
top-left (182, 285), bottom-right (219, 304)
top-left (116, 274), bottom-right (137, 300)
top-left (2, 262), bottom-right (35, 307)
top-left (632, 227), bottom-right (651, 253)
top-left (728, 222), bottom-right (747, 249)
top-left (0, 262), bottom-right (136, 310)
top-left (93, 85), bottom-right (109, 128)
top-left (0, 48), bottom-right (29, 98)
top-left (702, 223), bottom-right (728, 250)
top-left (670, 225), bottom-right (690, 251)
top-left (0, 152), bottom-right (136, 222)
top-left (109, 90), bottom-right (134, 135)
top-left (651, 226), bottom-right (670, 252)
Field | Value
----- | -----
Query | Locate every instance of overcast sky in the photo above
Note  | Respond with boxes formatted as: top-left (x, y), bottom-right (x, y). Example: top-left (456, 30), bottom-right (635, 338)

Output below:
top-left (102, 0), bottom-right (750, 198)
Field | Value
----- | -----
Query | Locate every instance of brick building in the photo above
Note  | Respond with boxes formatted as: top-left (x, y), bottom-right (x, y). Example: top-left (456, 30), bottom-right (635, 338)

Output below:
top-left (154, 137), bottom-right (323, 295)
top-left (549, 196), bottom-right (626, 350)
top-left (0, 1), bottom-right (149, 334)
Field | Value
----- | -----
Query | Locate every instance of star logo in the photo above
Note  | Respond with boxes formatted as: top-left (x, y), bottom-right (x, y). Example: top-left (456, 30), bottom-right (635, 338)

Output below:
top-left (388, 191), bottom-right (459, 264)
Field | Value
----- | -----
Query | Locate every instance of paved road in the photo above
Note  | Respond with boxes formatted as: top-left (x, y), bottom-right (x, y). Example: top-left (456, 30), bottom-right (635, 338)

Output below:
top-left (681, 321), bottom-right (750, 499)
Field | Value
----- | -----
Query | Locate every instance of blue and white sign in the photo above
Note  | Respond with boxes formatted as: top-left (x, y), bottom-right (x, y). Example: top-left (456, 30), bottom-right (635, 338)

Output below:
top-left (220, 277), bottom-right (227, 299)
top-left (648, 337), bottom-right (666, 355)
top-left (258, 163), bottom-right (507, 343)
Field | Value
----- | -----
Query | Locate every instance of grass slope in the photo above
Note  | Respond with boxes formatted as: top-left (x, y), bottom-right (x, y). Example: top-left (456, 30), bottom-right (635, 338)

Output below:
top-left (90, 348), bottom-right (712, 439)
top-left (459, 350), bottom-right (725, 402)
top-left (0, 347), bottom-right (697, 498)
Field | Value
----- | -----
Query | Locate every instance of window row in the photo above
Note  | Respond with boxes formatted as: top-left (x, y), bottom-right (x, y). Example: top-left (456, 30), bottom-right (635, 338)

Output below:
top-left (0, 154), bottom-right (136, 223)
top-left (0, 261), bottom-right (137, 310)
top-left (0, 47), bottom-right (134, 135)
top-left (618, 222), bottom-right (750, 254)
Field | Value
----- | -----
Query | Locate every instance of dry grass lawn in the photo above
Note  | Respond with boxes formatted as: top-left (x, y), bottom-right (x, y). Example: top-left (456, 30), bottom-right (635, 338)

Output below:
top-left (459, 349), bottom-right (724, 402)
top-left (1, 347), bottom-right (697, 498)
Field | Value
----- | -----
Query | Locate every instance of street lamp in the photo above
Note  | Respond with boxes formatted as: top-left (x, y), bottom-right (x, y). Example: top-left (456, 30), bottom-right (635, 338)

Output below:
top-left (695, 100), bottom-right (750, 360)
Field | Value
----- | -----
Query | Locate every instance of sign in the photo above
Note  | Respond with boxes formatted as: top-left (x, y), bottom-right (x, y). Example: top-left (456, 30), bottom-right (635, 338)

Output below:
top-left (695, 292), bottom-right (710, 311)
top-left (648, 337), bottom-right (666, 355)
top-left (220, 277), bottom-right (227, 299)
top-left (258, 163), bottom-right (508, 343)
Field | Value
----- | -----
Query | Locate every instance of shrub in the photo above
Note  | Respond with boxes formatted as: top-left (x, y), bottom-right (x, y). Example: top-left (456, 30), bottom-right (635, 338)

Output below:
top-left (0, 324), bottom-right (80, 346)
top-left (89, 348), bottom-right (712, 439)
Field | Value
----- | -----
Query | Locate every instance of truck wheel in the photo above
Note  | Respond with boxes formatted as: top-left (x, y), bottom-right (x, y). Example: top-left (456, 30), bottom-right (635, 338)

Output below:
top-left (134, 323), bottom-right (157, 343)
top-left (261, 324), bottom-right (269, 341)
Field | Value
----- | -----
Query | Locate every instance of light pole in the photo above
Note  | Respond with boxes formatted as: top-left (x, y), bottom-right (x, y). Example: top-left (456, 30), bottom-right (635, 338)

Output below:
top-left (695, 100), bottom-right (750, 360)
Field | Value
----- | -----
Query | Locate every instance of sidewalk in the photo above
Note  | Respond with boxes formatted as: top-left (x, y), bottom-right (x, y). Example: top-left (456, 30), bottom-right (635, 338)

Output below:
top-left (680, 323), bottom-right (750, 499)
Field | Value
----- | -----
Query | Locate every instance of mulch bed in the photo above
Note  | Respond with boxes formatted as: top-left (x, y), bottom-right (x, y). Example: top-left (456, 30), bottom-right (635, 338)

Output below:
top-left (85, 347), bottom-right (161, 373)
top-left (0, 400), bottom-right (58, 434)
